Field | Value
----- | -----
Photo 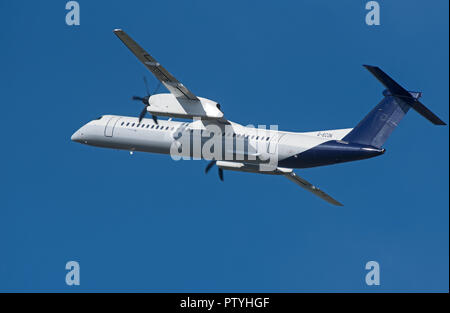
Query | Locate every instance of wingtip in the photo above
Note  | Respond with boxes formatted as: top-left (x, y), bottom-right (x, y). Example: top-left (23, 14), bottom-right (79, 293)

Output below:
top-left (113, 28), bottom-right (123, 33)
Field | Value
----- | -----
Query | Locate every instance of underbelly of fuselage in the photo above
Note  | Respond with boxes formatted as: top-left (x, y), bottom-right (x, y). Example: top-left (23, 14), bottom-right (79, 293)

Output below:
top-left (88, 131), bottom-right (275, 165)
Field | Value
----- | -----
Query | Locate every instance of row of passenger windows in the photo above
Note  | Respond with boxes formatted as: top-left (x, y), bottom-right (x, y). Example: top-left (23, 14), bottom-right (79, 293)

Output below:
top-left (121, 121), bottom-right (173, 131)
top-left (225, 133), bottom-right (271, 141)
top-left (119, 121), bottom-right (271, 141)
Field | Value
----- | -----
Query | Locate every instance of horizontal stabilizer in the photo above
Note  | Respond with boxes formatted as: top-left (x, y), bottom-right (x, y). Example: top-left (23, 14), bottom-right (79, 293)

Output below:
top-left (409, 100), bottom-right (447, 125)
top-left (363, 65), bottom-right (446, 125)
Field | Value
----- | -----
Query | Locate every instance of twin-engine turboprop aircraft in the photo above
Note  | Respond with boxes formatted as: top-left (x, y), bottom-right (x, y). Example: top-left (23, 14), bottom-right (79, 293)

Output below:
top-left (71, 29), bottom-right (446, 206)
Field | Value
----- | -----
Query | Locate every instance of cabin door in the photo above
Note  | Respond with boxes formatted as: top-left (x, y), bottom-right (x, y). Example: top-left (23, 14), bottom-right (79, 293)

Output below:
top-left (267, 133), bottom-right (283, 154)
top-left (104, 116), bottom-right (121, 137)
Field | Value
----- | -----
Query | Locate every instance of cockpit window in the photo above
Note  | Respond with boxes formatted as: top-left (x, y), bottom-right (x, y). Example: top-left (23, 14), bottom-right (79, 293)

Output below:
top-left (96, 116), bottom-right (103, 120)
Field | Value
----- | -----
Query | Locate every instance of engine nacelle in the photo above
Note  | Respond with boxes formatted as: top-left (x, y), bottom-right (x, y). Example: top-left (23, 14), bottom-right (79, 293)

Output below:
top-left (216, 161), bottom-right (281, 175)
top-left (148, 93), bottom-right (224, 120)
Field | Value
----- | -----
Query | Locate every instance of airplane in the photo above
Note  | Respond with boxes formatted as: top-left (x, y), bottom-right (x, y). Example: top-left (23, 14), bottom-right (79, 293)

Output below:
top-left (71, 29), bottom-right (446, 206)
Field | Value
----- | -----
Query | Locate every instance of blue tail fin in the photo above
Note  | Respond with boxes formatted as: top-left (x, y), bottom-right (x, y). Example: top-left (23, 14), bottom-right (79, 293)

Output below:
top-left (343, 66), bottom-right (446, 148)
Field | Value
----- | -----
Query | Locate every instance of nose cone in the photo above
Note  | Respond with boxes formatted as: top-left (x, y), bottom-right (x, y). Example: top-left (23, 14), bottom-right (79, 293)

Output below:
top-left (71, 129), bottom-right (84, 143)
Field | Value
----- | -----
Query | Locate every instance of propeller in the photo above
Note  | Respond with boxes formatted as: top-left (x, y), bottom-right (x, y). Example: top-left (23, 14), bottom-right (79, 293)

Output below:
top-left (132, 77), bottom-right (162, 124)
top-left (205, 160), bottom-right (224, 181)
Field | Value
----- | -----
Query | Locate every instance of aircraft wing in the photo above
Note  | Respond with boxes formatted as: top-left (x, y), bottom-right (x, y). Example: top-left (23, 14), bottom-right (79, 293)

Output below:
top-left (113, 29), bottom-right (199, 101)
top-left (282, 171), bottom-right (343, 206)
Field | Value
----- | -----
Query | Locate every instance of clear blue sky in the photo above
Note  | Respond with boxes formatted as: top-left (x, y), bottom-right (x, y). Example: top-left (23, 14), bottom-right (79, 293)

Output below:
top-left (0, 0), bottom-right (448, 292)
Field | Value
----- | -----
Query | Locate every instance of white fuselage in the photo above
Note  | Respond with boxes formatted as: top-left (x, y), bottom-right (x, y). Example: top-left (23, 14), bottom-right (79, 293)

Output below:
top-left (71, 115), bottom-right (356, 171)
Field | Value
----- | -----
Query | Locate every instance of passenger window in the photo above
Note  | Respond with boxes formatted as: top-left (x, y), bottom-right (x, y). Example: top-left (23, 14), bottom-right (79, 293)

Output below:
top-left (166, 126), bottom-right (169, 130)
top-left (266, 137), bottom-right (270, 141)
top-left (126, 122), bottom-right (130, 126)
top-left (131, 123), bottom-right (135, 127)
top-left (121, 122), bottom-right (124, 126)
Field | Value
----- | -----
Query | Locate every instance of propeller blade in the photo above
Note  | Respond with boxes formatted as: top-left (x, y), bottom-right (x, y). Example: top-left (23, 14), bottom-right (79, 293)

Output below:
top-left (205, 160), bottom-right (215, 174)
top-left (143, 76), bottom-right (150, 96)
top-left (218, 168), bottom-right (224, 181)
top-left (133, 77), bottom-right (160, 124)
top-left (138, 107), bottom-right (147, 123)
top-left (152, 81), bottom-right (163, 95)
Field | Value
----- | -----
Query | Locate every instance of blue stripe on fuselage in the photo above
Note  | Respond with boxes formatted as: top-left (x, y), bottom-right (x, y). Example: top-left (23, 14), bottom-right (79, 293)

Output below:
top-left (278, 140), bottom-right (385, 169)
